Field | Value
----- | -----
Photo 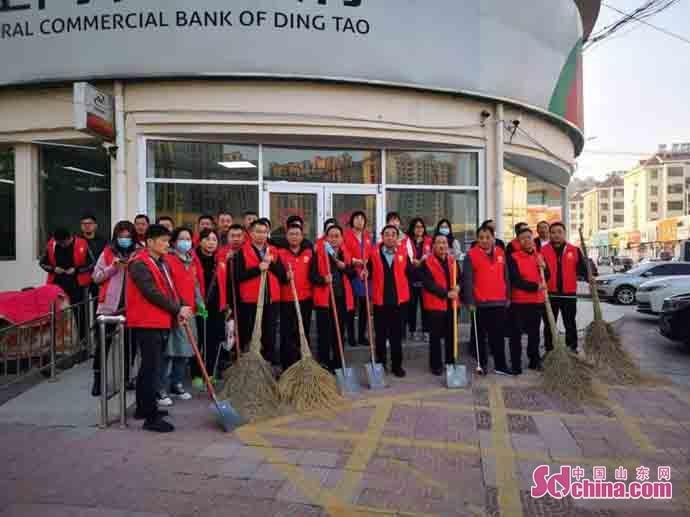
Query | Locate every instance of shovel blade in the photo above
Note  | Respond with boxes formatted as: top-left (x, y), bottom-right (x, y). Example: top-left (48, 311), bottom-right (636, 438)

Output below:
top-left (364, 362), bottom-right (387, 390)
top-left (335, 367), bottom-right (361, 395)
top-left (210, 400), bottom-right (245, 432)
top-left (445, 364), bottom-right (468, 389)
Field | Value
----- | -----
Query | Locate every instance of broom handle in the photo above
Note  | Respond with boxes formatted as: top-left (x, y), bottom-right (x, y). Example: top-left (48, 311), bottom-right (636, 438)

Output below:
top-left (228, 254), bottom-right (241, 355)
top-left (451, 257), bottom-right (458, 363)
top-left (363, 265), bottom-right (376, 365)
top-left (249, 270), bottom-right (267, 354)
top-left (287, 263), bottom-right (312, 359)
top-left (325, 250), bottom-right (348, 369)
top-left (182, 320), bottom-right (220, 402)
top-left (578, 228), bottom-right (603, 321)
top-left (539, 265), bottom-right (559, 346)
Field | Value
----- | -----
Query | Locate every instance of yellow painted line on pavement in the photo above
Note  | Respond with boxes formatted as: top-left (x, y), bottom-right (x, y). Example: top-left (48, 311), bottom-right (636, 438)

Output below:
top-left (488, 384), bottom-right (523, 517)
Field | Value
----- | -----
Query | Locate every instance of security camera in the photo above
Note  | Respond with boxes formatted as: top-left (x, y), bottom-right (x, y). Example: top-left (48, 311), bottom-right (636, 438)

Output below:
top-left (512, 120), bottom-right (520, 127)
top-left (102, 142), bottom-right (118, 159)
top-left (480, 110), bottom-right (491, 127)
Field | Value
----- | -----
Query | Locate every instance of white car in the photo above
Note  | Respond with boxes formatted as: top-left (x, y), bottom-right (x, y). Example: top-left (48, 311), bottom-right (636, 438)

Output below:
top-left (636, 275), bottom-right (690, 314)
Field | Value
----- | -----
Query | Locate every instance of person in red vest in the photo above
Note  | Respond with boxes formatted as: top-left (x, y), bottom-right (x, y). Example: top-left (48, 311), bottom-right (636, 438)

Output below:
top-left (366, 225), bottom-right (414, 377)
top-left (535, 220), bottom-right (550, 252)
top-left (344, 210), bottom-right (373, 348)
top-left (507, 227), bottom-right (550, 374)
top-left (40, 227), bottom-right (93, 306)
top-left (191, 229), bottom-right (229, 388)
top-left (463, 224), bottom-right (511, 375)
top-left (419, 234), bottom-right (461, 376)
top-left (160, 227), bottom-right (200, 405)
top-left (310, 224), bottom-right (356, 372)
top-left (541, 222), bottom-right (588, 353)
top-left (406, 217), bottom-right (432, 341)
top-left (506, 222), bottom-right (529, 255)
top-left (90, 220), bottom-right (137, 397)
top-left (133, 214), bottom-right (150, 248)
top-left (192, 214), bottom-right (215, 248)
top-left (278, 224), bottom-right (314, 370)
top-left (236, 219), bottom-right (286, 364)
top-left (126, 224), bottom-right (194, 433)
top-left (217, 212), bottom-right (233, 247)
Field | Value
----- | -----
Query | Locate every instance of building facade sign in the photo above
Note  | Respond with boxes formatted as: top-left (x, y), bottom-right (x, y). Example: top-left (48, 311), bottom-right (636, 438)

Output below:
top-left (0, 0), bottom-right (584, 128)
top-left (657, 218), bottom-right (679, 243)
top-left (73, 82), bottom-right (114, 140)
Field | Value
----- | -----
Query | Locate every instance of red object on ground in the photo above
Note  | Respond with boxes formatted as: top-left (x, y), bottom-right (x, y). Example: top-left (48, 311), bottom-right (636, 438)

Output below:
top-left (0, 285), bottom-right (67, 326)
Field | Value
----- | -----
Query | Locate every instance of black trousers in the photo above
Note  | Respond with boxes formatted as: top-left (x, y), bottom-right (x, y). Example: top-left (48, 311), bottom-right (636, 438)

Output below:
top-left (241, 302), bottom-right (278, 365)
top-left (315, 297), bottom-right (349, 370)
top-left (92, 321), bottom-right (131, 380)
top-left (279, 300), bottom-right (313, 371)
top-left (190, 311), bottom-right (226, 378)
top-left (407, 286), bottom-right (429, 333)
top-left (427, 309), bottom-right (455, 371)
top-left (373, 304), bottom-right (405, 370)
top-left (347, 296), bottom-right (369, 346)
top-left (475, 306), bottom-right (508, 371)
top-left (509, 303), bottom-right (543, 371)
top-left (133, 328), bottom-right (168, 421)
top-left (543, 297), bottom-right (578, 352)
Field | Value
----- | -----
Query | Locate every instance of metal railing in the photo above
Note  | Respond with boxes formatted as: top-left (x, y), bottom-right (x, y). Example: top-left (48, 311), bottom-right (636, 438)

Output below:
top-left (0, 291), bottom-right (98, 389)
top-left (97, 315), bottom-right (127, 429)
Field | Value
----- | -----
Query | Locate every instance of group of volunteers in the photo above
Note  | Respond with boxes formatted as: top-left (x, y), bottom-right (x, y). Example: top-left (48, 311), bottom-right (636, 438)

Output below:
top-left (40, 209), bottom-right (587, 433)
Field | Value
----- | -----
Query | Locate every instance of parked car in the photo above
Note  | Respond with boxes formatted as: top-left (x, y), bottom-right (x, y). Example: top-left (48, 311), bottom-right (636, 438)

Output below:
top-left (611, 257), bottom-right (633, 272)
top-left (597, 256), bottom-right (611, 266)
top-left (636, 275), bottom-right (690, 314)
top-left (595, 261), bottom-right (690, 305)
top-left (659, 293), bottom-right (690, 348)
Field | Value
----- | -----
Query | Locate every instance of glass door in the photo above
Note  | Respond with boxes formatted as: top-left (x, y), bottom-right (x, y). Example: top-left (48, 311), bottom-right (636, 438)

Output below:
top-left (265, 184), bottom-right (323, 243)
top-left (325, 185), bottom-right (380, 236)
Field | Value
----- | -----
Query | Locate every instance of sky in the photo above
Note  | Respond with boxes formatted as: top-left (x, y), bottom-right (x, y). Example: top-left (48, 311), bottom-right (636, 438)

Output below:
top-left (577, 0), bottom-right (690, 179)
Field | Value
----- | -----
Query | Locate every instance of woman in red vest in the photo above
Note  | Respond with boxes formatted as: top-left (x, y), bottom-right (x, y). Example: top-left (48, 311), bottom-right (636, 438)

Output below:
top-left (126, 224), bottom-right (194, 433)
top-left (343, 210), bottom-right (373, 348)
top-left (367, 225), bottom-right (413, 377)
top-left (507, 227), bottom-right (550, 374)
top-left (420, 234), bottom-right (461, 376)
top-left (310, 224), bottom-right (356, 372)
top-left (406, 217), bottom-right (432, 341)
top-left (191, 228), bottom-right (228, 388)
top-left (463, 225), bottom-right (511, 375)
top-left (278, 224), bottom-right (314, 370)
top-left (40, 227), bottom-right (93, 303)
top-left (160, 227), bottom-right (200, 405)
top-left (236, 219), bottom-right (286, 365)
top-left (90, 220), bottom-right (137, 397)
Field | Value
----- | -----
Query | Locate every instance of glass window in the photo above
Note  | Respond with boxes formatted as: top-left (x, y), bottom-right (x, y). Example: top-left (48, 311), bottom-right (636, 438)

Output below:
top-left (263, 147), bottom-right (381, 183)
top-left (668, 201), bottom-right (684, 211)
top-left (613, 202), bottom-right (624, 210)
top-left (386, 190), bottom-right (478, 249)
top-left (601, 203), bottom-right (609, 210)
top-left (650, 186), bottom-right (658, 196)
top-left (147, 184), bottom-right (258, 229)
top-left (0, 147), bottom-right (15, 260)
top-left (39, 145), bottom-right (111, 249)
top-left (668, 167), bottom-right (684, 177)
top-left (650, 202), bottom-right (658, 212)
top-left (613, 215), bottom-right (624, 224)
top-left (147, 141), bottom-right (259, 181)
top-left (650, 170), bottom-right (659, 180)
top-left (502, 171), bottom-right (562, 242)
top-left (386, 151), bottom-right (478, 186)
top-left (668, 184), bottom-right (683, 194)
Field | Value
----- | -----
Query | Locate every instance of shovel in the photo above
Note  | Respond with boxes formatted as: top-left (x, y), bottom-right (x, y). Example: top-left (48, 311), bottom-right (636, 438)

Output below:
top-left (362, 271), bottom-right (386, 389)
top-left (182, 320), bottom-right (244, 431)
top-left (445, 258), bottom-right (468, 389)
top-left (326, 253), bottom-right (361, 395)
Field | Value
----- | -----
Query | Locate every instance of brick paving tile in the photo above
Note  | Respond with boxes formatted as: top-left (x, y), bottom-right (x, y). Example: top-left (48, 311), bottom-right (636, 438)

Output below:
top-left (642, 423), bottom-right (690, 451)
top-left (298, 450), bottom-right (342, 468)
top-left (508, 414), bottom-right (539, 434)
top-left (564, 421), bottom-right (639, 458)
top-left (473, 387), bottom-right (490, 407)
top-left (533, 414), bottom-right (583, 457)
top-left (275, 479), bottom-right (316, 505)
top-left (511, 433), bottom-right (548, 455)
top-left (476, 409), bottom-right (492, 430)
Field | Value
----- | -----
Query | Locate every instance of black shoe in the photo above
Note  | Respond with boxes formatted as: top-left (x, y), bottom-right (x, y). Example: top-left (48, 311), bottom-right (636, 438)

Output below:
top-left (392, 367), bottom-right (406, 378)
top-left (513, 368), bottom-right (523, 376)
top-left (494, 367), bottom-right (513, 376)
top-left (143, 417), bottom-right (175, 433)
top-left (91, 371), bottom-right (101, 397)
top-left (134, 408), bottom-right (169, 420)
top-left (528, 361), bottom-right (544, 371)
top-left (431, 367), bottom-right (443, 377)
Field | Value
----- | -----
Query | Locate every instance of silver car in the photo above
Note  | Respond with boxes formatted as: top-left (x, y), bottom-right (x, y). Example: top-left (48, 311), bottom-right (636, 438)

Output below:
top-left (595, 261), bottom-right (690, 305)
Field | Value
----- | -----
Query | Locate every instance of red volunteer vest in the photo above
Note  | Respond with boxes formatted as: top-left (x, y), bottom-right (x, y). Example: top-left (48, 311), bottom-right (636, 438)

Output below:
top-left (278, 247), bottom-right (313, 302)
top-left (508, 238), bottom-right (521, 255)
top-left (194, 251), bottom-right (229, 311)
top-left (370, 244), bottom-right (410, 306)
top-left (312, 240), bottom-right (354, 311)
top-left (412, 236), bottom-right (433, 258)
top-left (97, 246), bottom-right (116, 303)
top-left (511, 250), bottom-right (545, 304)
top-left (46, 236), bottom-right (91, 287)
top-left (125, 253), bottom-right (177, 329)
top-left (165, 253), bottom-right (199, 311)
top-left (343, 229), bottom-right (373, 264)
top-left (238, 242), bottom-right (281, 304)
top-left (422, 254), bottom-right (457, 312)
top-left (541, 243), bottom-right (579, 295)
top-left (467, 246), bottom-right (507, 303)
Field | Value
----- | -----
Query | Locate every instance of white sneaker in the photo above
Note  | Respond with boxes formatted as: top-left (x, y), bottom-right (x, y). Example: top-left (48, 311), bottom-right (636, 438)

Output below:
top-left (156, 392), bottom-right (174, 407)
top-left (170, 384), bottom-right (192, 401)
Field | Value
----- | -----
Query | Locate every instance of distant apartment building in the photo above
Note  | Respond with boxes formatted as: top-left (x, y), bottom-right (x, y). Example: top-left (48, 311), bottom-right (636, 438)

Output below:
top-left (568, 191), bottom-right (585, 238)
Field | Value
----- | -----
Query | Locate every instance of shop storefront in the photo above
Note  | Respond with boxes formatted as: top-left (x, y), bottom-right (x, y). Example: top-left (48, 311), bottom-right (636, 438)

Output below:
top-left (0, 0), bottom-right (598, 290)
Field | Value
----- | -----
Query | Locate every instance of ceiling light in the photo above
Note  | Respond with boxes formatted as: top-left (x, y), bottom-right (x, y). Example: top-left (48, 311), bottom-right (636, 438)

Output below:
top-left (218, 161), bottom-right (256, 169)
top-left (0, 179), bottom-right (14, 185)
top-left (62, 166), bottom-right (105, 178)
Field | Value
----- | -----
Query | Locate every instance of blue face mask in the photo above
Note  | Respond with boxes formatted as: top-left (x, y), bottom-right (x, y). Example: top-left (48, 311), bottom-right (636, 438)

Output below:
top-left (117, 237), bottom-right (133, 249)
top-left (176, 240), bottom-right (192, 254)
top-left (439, 227), bottom-right (450, 236)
